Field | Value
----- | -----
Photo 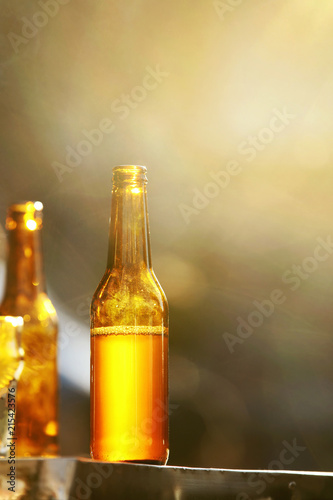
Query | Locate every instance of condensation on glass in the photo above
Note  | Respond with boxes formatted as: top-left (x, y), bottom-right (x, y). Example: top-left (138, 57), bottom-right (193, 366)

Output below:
top-left (90, 166), bottom-right (169, 464)
top-left (0, 201), bottom-right (59, 457)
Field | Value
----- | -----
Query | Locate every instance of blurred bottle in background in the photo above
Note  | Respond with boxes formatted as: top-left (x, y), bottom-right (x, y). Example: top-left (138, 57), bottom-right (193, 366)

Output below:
top-left (0, 201), bottom-right (58, 456)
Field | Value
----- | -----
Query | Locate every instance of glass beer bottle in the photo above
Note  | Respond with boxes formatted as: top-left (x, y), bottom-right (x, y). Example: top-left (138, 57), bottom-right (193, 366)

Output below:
top-left (0, 202), bottom-right (58, 456)
top-left (90, 165), bottom-right (169, 464)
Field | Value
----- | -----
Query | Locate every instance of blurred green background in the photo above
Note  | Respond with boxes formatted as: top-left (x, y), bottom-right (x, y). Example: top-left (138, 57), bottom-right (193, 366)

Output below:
top-left (1, 0), bottom-right (333, 470)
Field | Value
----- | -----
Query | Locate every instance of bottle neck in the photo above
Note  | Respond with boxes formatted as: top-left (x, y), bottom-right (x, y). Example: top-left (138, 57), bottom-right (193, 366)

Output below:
top-left (107, 183), bottom-right (152, 270)
top-left (4, 225), bottom-right (46, 299)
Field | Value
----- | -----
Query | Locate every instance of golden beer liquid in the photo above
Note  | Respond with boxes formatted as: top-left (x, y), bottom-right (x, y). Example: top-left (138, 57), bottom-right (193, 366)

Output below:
top-left (91, 326), bottom-right (168, 464)
top-left (15, 322), bottom-right (58, 456)
top-left (0, 334), bottom-right (19, 393)
top-left (0, 317), bottom-right (23, 393)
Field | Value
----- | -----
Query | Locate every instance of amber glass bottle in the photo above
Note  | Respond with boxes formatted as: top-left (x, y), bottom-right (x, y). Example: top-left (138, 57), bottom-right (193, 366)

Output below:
top-left (0, 202), bottom-right (58, 456)
top-left (90, 166), bottom-right (169, 464)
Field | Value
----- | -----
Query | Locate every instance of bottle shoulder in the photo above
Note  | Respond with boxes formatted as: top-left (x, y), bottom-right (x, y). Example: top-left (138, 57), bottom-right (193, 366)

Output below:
top-left (93, 267), bottom-right (166, 300)
top-left (91, 266), bottom-right (168, 327)
top-left (149, 269), bottom-right (168, 308)
top-left (0, 292), bottom-right (58, 327)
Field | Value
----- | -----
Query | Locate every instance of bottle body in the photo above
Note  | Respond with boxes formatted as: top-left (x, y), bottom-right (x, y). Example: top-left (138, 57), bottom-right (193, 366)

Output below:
top-left (0, 202), bottom-right (58, 457)
top-left (90, 166), bottom-right (169, 464)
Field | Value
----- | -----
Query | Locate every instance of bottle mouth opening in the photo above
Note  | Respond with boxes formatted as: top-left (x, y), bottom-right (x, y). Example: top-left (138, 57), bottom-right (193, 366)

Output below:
top-left (8, 201), bottom-right (43, 214)
top-left (6, 201), bottom-right (43, 231)
top-left (112, 165), bottom-right (148, 184)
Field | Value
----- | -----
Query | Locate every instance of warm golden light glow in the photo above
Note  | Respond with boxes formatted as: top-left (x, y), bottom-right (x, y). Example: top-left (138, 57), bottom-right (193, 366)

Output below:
top-left (5, 316), bottom-right (24, 327)
top-left (0, 316), bottom-right (23, 391)
top-left (44, 420), bottom-right (58, 437)
top-left (6, 219), bottom-right (17, 231)
top-left (91, 326), bottom-right (168, 462)
top-left (3, 0), bottom-right (333, 469)
top-left (25, 202), bottom-right (35, 213)
top-left (24, 247), bottom-right (32, 258)
top-left (44, 299), bottom-right (56, 315)
top-left (26, 219), bottom-right (37, 231)
top-left (14, 321), bottom-right (58, 455)
top-left (34, 201), bottom-right (43, 211)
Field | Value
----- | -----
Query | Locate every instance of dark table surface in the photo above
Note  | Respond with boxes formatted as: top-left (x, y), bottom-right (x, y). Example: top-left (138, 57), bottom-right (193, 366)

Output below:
top-left (2, 457), bottom-right (333, 500)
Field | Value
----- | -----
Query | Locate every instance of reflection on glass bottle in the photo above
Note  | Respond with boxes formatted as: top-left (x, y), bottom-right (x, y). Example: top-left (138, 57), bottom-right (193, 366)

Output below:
top-left (90, 166), bottom-right (169, 464)
top-left (0, 202), bottom-right (58, 457)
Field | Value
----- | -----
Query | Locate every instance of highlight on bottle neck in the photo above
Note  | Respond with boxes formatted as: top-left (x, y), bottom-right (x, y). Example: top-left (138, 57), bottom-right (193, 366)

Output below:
top-left (108, 165), bottom-right (152, 269)
top-left (6, 201), bottom-right (43, 232)
top-left (112, 165), bottom-right (148, 187)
